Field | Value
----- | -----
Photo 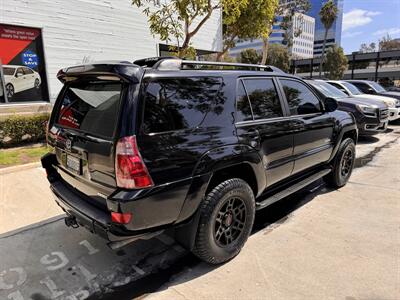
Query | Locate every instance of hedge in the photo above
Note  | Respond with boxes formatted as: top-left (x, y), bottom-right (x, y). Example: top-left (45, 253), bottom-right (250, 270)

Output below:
top-left (0, 113), bottom-right (50, 148)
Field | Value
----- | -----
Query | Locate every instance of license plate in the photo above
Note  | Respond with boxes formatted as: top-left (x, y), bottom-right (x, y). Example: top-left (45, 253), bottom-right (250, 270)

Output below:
top-left (66, 155), bottom-right (81, 174)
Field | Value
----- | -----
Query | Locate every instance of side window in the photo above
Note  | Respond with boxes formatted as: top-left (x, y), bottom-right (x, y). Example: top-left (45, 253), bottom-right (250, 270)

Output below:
top-left (23, 67), bottom-right (33, 74)
top-left (16, 68), bottom-right (24, 76)
top-left (242, 78), bottom-right (283, 120)
top-left (280, 79), bottom-right (322, 115)
top-left (328, 82), bottom-right (342, 90)
top-left (328, 82), bottom-right (348, 95)
top-left (142, 77), bottom-right (221, 133)
top-left (236, 80), bottom-right (253, 121)
top-left (352, 82), bottom-right (368, 93)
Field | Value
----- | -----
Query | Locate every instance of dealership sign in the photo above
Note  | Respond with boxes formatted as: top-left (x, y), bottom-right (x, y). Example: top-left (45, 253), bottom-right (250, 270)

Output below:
top-left (22, 50), bottom-right (39, 68)
top-left (0, 24), bottom-right (48, 103)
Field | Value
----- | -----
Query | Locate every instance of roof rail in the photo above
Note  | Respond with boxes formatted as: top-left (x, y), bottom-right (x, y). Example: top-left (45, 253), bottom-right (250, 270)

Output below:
top-left (153, 58), bottom-right (278, 72)
top-left (133, 57), bottom-right (283, 72)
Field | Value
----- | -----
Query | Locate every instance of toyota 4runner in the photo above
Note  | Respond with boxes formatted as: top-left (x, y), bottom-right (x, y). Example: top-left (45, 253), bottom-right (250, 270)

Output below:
top-left (42, 58), bottom-right (358, 264)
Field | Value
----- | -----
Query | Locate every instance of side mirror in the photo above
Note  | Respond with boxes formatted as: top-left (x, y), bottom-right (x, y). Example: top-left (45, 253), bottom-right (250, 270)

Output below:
top-left (16, 72), bottom-right (23, 78)
top-left (324, 97), bottom-right (338, 112)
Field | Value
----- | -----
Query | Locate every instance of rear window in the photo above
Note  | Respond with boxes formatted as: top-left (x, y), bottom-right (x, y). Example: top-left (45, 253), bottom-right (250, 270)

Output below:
top-left (57, 81), bottom-right (122, 138)
top-left (142, 77), bottom-right (222, 133)
top-left (3, 67), bottom-right (15, 76)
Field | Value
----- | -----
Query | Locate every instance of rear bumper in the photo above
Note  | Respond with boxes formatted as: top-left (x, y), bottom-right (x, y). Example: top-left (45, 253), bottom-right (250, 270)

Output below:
top-left (41, 152), bottom-right (193, 242)
top-left (50, 179), bottom-right (162, 242)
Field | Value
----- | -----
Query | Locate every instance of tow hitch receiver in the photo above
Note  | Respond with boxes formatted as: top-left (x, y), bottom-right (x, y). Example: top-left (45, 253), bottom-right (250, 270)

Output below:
top-left (64, 215), bottom-right (79, 228)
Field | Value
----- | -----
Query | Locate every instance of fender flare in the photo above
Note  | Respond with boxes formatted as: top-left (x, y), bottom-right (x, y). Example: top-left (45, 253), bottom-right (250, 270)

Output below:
top-left (174, 144), bottom-right (264, 250)
top-left (329, 120), bottom-right (358, 162)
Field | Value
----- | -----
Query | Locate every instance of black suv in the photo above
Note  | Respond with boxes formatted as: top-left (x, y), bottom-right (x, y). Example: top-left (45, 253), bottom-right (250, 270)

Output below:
top-left (42, 58), bottom-right (358, 264)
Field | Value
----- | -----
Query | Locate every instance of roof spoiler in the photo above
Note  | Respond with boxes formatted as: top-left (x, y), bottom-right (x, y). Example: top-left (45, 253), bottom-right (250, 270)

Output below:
top-left (57, 61), bottom-right (143, 83)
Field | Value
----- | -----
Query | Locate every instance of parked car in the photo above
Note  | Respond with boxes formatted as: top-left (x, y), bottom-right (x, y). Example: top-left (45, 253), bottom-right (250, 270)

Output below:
top-left (326, 80), bottom-right (400, 121)
top-left (3, 65), bottom-right (41, 98)
top-left (386, 86), bottom-right (400, 92)
top-left (42, 58), bottom-right (358, 264)
top-left (306, 80), bottom-right (388, 135)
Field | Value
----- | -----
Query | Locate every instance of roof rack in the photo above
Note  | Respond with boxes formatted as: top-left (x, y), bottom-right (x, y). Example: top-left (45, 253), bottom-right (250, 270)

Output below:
top-left (133, 57), bottom-right (283, 73)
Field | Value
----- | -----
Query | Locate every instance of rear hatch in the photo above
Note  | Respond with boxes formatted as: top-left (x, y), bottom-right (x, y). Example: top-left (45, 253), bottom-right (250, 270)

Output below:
top-left (47, 63), bottom-right (142, 208)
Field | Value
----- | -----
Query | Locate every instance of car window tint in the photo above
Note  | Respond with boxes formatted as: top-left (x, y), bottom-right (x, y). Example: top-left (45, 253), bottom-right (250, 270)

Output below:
top-left (16, 68), bottom-right (24, 75)
top-left (351, 82), bottom-right (369, 93)
top-left (242, 78), bottom-right (282, 120)
top-left (142, 77), bottom-right (222, 133)
top-left (280, 79), bottom-right (321, 115)
top-left (23, 67), bottom-right (33, 74)
top-left (236, 80), bottom-right (253, 121)
top-left (328, 82), bottom-right (343, 90)
top-left (57, 82), bottom-right (122, 138)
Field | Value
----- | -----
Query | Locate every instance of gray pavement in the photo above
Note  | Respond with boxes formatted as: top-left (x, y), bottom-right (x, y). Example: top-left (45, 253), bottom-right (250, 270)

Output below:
top-left (0, 125), bottom-right (399, 300)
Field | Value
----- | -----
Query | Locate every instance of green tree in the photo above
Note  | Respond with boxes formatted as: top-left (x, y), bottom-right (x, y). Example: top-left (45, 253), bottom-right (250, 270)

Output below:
top-left (239, 48), bottom-right (262, 64)
top-left (266, 44), bottom-right (289, 72)
top-left (323, 45), bottom-right (348, 79)
top-left (359, 42), bottom-right (376, 53)
top-left (217, 0), bottom-right (278, 61)
top-left (132, 0), bottom-right (245, 58)
top-left (379, 34), bottom-right (400, 51)
top-left (318, 0), bottom-right (338, 77)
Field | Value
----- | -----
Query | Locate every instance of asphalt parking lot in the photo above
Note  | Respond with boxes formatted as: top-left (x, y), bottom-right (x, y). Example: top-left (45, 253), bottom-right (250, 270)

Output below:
top-left (0, 125), bottom-right (399, 300)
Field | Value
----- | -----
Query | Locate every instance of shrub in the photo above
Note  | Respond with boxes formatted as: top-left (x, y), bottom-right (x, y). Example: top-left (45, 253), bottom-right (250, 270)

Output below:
top-left (0, 113), bottom-right (50, 148)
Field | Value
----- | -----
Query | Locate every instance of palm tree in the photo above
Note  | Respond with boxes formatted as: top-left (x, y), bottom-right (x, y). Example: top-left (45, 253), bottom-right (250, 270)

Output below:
top-left (318, 0), bottom-right (338, 77)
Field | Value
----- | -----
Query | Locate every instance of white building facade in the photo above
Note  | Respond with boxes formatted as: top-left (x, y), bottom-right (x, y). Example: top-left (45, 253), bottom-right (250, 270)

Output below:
top-left (291, 13), bottom-right (315, 59)
top-left (0, 0), bottom-right (222, 103)
top-left (229, 13), bottom-right (315, 60)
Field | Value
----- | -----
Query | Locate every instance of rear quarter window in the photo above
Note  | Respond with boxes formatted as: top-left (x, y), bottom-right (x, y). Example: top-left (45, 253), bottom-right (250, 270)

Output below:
top-left (141, 77), bottom-right (222, 133)
top-left (56, 81), bottom-right (122, 138)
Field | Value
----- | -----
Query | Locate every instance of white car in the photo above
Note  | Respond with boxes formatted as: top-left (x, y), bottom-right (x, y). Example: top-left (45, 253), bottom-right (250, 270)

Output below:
top-left (3, 65), bottom-right (41, 99)
top-left (326, 80), bottom-right (400, 121)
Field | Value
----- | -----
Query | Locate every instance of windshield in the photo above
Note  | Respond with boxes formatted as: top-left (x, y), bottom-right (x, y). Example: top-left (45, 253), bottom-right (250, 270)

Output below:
top-left (369, 81), bottom-right (386, 93)
top-left (3, 67), bottom-right (15, 76)
top-left (341, 82), bottom-right (363, 95)
top-left (309, 81), bottom-right (348, 99)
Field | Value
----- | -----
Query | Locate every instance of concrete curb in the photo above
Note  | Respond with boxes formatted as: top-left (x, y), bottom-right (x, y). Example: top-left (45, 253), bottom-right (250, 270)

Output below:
top-left (0, 162), bottom-right (42, 175)
top-left (0, 214), bottom-right (65, 239)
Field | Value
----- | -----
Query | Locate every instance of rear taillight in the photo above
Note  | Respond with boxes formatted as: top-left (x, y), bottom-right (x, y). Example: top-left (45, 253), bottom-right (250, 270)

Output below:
top-left (111, 212), bottom-right (132, 224)
top-left (115, 136), bottom-right (154, 189)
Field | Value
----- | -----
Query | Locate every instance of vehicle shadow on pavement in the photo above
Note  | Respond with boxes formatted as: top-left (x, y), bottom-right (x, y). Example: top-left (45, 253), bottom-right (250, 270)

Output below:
top-left (0, 181), bottom-right (335, 300)
top-left (357, 136), bottom-right (380, 144)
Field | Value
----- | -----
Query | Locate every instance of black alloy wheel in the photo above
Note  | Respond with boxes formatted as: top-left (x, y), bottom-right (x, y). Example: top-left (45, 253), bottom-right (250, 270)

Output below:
top-left (214, 196), bottom-right (247, 247)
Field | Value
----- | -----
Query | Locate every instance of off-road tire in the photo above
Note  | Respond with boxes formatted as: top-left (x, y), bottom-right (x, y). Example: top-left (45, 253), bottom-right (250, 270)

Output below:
top-left (192, 178), bottom-right (255, 264)
top-left (324, 138), bottom-right (356, 188)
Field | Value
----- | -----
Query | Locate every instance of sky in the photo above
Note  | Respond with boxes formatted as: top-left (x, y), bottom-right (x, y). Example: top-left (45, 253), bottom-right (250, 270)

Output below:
top-left (340, 0), bottom-right (400, 54)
